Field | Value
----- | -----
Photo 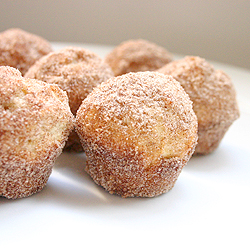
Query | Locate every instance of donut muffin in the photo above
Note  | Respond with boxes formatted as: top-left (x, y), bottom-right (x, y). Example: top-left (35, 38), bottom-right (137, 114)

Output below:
top-left (105, 39), bottom-right (172, 76)
top-left (76, 72), bottom-right (198, 197)
top-left (0, 66), bottom-right (74, 199)
top-left (25, 47), bottom-right (114, 151)
top-left (0, 28), bottom-right (52, 75)
top-left (158, 56), bottom-right (240, 154)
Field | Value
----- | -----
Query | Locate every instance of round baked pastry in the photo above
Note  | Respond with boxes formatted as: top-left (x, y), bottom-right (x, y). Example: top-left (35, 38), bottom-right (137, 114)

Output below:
top-left (0, 66), bottom-right (74, 199)
top-left (25, 46), bottom-right (114, 151)
top-left (0, 28), bottom-right (53, 75)
top-left (76, 72), bottom-right (198, 198)
top-left (105, 39), bottom-right (173, 76)
top-left (158, 56), bottom-right (240, 154)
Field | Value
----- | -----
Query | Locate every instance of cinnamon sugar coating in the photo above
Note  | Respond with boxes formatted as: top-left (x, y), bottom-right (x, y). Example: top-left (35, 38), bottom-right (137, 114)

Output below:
top-left (25, 47), bottom-right (114, 151)
top-left (76, 72), bottom-right (198, 197)
top-left (0, 66), bottom-right (74, 199)
top-left (105, 39), bottom-right (173, 76)
top-left (0, 28), bottom-right (52, 75)
top-left (158, 56), bottom-right (240, 154)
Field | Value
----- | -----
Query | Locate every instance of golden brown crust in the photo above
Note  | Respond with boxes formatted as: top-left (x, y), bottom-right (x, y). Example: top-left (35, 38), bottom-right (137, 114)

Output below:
top-left (0, 28), bottom-right (52, 75)
top-left (0, 66), bottom-right (74, 199)
top-left (83, 142), bottom-right (190, 197)
top-left (76, 72), bottom-right (198, 197)
top-left (105, 39), bottom-right (173, 76)
top-left (25, 47), bottom-right (114, 151)
top-left (158, 56), bottom-right (240, 154)
top-left (25, 46), bottom-right (114, 115)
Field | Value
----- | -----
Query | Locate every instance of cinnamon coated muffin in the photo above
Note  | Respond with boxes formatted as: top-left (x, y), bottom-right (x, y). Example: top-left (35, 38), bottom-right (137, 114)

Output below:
top-left (0, 28), bottom-right (52, 75)
top-left (0, 66), bottom-right (74, 199)
top-left (76, 72), bottom-right (198, 197)
top-left (105, 39), bottom-right (172, 76)
top-left (25, 47), bottom-right (114, 151)
top-left (158, 56), bottom-right (240, 154)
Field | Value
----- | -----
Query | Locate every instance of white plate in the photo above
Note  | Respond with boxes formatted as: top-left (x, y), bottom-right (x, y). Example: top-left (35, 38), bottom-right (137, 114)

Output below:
top-left (1, 43), bottom-right (249, 249)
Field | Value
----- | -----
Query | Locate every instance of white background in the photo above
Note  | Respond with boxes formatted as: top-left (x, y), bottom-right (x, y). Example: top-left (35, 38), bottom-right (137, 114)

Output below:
top-left (0, 0), bottom-right (249, 70)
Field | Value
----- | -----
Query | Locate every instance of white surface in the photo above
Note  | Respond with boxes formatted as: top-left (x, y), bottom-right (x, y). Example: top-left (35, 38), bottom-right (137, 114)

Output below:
top-left (1, 43), bottom-right (250, 250)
